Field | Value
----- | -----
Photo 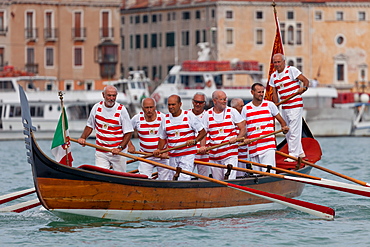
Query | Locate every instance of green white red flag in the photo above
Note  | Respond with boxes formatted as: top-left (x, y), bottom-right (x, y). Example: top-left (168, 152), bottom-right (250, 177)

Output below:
top-left (51, 107), bottom-right (73, 166)
top-left (264, 6), bottom-right (285, 101)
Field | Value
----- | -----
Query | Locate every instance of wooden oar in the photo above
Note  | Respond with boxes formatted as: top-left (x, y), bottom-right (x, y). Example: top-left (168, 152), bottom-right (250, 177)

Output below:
top-left (126, 142), bottom-right (191, 164)
top-left (0, 199), bottom-right (41, 213)
top-left (276, 151), bottom-right (370, 187)
top-left (0, 188), bottom-right (36, 205)
top-left (70, 138), bottom-right (335, 220)
top-left (276, 92), bottom-right (301, 107)
top-left (238, 129), bottom-right (284, 147)
top-left (197, 159), bottom-right (370, 198)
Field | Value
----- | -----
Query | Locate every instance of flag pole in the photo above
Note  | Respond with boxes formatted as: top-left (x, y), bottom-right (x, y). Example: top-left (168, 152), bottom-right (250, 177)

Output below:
top-left (58, 91), bottom-right (70, 166)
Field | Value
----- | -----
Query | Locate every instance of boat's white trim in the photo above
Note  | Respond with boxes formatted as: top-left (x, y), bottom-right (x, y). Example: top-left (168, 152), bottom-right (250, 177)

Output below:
top-left (50, 203), bottom-right (285, 221)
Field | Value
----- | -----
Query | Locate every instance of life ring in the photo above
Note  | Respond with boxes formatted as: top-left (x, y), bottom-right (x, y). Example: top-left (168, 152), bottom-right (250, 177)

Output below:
top-left (152, 92), bottom-right (161, 102)
top-left (206, 80), bottom-right (212, 88)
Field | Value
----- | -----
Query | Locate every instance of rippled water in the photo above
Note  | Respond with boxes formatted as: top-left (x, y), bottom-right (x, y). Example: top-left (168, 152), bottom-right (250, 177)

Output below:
top-left (1, 137), bottom-right (370, 246)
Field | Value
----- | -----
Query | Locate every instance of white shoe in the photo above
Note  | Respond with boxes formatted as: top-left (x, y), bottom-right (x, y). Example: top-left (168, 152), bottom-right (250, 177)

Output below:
top-left (284, 158), bottom-right (296, 162)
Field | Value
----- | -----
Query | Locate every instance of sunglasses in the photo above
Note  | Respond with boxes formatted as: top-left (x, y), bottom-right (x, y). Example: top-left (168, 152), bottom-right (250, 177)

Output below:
top-left (193, 99), bottom-right (206, 104)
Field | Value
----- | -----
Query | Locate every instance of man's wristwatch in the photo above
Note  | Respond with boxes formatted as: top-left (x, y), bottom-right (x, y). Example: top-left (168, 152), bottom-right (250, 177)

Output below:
top-left (117, 145), bottom-right (124, 150)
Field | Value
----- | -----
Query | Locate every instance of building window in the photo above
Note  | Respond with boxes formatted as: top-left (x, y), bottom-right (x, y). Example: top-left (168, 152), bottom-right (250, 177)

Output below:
top-left (158, 14), bottom-right (162, 22)
top-left (0, 48), bottom-right (4, 69)
top-left (144, 34), bottom-right (148, 48)
top-left (256, 11), bottom-right (263, 20)
top-left (337, 64), bottom-right (344, 81)
top-left (121, 16), bottom-right (125, 25)
top-left (159, 33), bottom-right (162, 47)
top-left (287, 25), bottom-right (294, 45)
top-left (166, 32), bottom-right (175, 47)
top-left (152, 66), bottom-right (157, 80)
top-left (26, 47), bottom-right (38, 74)
top-left (202, 29), bottom-right (207, 42)
top-left (196, 10), bottom-right (201, 19)
top-left (181, 31), bottom-right (189, 46)
top-left (101, 11), bottom-right (112, 39)
top-left (211, 29), bottom-right (217, 45)
top-left (151, 33), bottom-right (157, 48)
top-left (130, 16), bottom-right (133, 24)
top-left (336, 35), bottom-right (345, 46)
top-left (152, 14), bottom-right (157, 23)
top-left (226, 10), bottom-right (233, 19)
top-left (44, 11), bottom-right (55, 40)
top-left (336, 11), bottom-right (344, 21)
top-left (167, 13), bottom-right (171, 21)
top-left (25, 11), bottom-right (37, 40)
top-left (226, 28), bottom-right (233, 45)
top-left (256, 29), bottom-right (263, 45)
top-left (315, 11), bottom-right (322, 21)
top-left (172, 12), bottom-right (176, 21)
top-left (130, 35), bottom-right (133, 49)
top-left (195, 30), bottom-right (200, 45)
top-left (135, 34), bottom-right (141, 49)
top-left (135, 15), bottom-right (140, 24)
top-left (73, 11), bottom-right (85, 40)
top-left (45, 47), bottom-right (54, 67)
top-left (296, 57), bottom-right (303, 72)
top-left (0, 11), bottom-right (6, 34)
top-left (74, 47), bottom-right (82, 67)
top-left (212, 9), bottom-right (215, 18)
top-left (296, 23), bottom-right (302, 45)
top-left (182, 11), bottom-right (190, 20)
top-left (143, 15), bottom-right (148, 23)
top-left (287, 11), bottom-right (294, 20)
top-left (359, 11), bottom-right (366, 21)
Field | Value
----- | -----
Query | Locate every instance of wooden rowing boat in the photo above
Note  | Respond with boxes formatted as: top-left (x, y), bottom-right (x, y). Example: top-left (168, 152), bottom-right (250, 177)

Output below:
top-left (19, 86), bottom-right (323, 221)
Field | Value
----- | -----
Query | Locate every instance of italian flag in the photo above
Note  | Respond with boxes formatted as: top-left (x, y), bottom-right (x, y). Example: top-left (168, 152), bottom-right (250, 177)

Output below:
top-left (51, 107), bottom-right (73, 166)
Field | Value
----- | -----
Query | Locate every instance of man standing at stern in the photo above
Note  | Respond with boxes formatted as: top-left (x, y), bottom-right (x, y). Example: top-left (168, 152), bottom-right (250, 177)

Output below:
top-left (78, 85), bottom-right (133, 172)
top-left (269, 53), bottom-right (309, 162)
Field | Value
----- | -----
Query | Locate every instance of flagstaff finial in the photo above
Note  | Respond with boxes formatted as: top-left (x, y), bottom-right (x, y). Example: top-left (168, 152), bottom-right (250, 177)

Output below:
top-left (272, 0), bottom-right (276, 8)
top-left (58, 91), bottom-right (64, 102)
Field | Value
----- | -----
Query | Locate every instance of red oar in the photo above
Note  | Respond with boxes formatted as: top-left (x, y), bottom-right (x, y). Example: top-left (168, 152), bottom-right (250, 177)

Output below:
top-left (70, 138), bottom-right (335, 220)
top-left (0, 199), bottom-right (41, 213)
top-left (0, 188), bottom-right (36, 205)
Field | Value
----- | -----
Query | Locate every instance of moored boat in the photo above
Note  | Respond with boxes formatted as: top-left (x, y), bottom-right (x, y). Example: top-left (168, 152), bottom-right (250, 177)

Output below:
top-left (19, 85), bottom-right (325, 221)
top-left (0, 76), bottom-right (130, 140)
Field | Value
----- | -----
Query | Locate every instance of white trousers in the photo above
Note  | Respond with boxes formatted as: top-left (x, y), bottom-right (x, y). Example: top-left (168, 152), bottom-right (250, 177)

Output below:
top-left (250, 149), bottom-right (276, 174)
top-left (282, 107), bottom-right (305, 158)
top-left (193, 161), bottom-right (210, 177)
top-left (138, 157), bottom-right (171, 180)
top-left (168, 154), bottom-right (195, 181)
top-left (210, 155), bottom-right (238, 180)
top-left (236, 160), bottom-right (247, 177)
top-left (95, 150), bottom-right (127, 172)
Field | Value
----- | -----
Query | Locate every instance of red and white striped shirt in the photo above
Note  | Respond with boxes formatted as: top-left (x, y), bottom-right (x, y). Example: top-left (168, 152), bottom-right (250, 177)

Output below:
top-left (158, 110), bottom-right (203, 157)
top-left (202, 107), bottom-right (242, 161)
top-left (269, 66), bottom-right (303, 109)
top-left (131, 111), bottom-right (164, 153)
top-left (87, 101), bottom-right (133, 152)
top-left (241, 100), bottom-right (279, 157)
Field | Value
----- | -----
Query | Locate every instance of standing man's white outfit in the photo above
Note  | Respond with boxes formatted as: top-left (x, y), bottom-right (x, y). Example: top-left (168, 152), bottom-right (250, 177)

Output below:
top-left (154, 95), bottom-right (206, 181)
top-left (128, 98), bottom-right (171, 180)
top-left (242, 83), bottom-right (289, 173)
top-left (78, 85), bottom-right (133, 172)
top-left (200, 91), bottom-right (246, 180)
top-left (269, 53), bottom-right (309, 161)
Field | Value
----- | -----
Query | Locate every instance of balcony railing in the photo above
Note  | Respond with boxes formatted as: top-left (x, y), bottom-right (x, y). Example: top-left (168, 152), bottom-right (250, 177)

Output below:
top-left (25, 28), bottom-right (38, 41)
top-left (72, 27), bottom-right (87, 41)
top-left (25, 63), bottom-right (39, 74)
top-left (0, 26), bottom-right (8, 36)
top-left (100, 27), bottom-right (114, 40)
top-left (44, 28), bottom-right (58, 41)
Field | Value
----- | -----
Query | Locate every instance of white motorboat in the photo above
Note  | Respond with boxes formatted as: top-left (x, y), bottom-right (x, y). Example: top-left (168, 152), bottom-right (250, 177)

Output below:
top-left (0, 76), bottom-right (129, 140)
